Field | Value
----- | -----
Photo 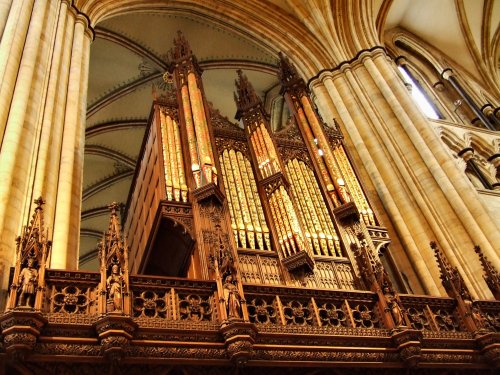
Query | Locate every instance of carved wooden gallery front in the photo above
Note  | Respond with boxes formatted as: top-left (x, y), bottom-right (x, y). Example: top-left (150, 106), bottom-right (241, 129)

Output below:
top-left (0, 32), bottom-right (499, 374)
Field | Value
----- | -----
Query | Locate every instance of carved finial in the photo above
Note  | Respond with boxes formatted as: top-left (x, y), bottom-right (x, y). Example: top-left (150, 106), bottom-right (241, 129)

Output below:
top-left (277, 52), bottom-right (301, 87)
top-left (102, 203), bottom-right (126, 266)
top-left (108, 201), bottom-right (119, 215)
top-left (34, 196), bottom-right (45, 208)
top-left (431, 241), bottom-right (471, 300)
top-left (475, 245), bottom-right (500, 300)
top-left (234, 69), bottom-right (262, 117)
top-left (170, 30), bottom-right (192, 60)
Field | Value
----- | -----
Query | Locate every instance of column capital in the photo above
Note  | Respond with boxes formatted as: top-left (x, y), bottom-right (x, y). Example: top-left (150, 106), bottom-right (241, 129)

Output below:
top-left (457, 147), bottom-right (474, 161)
top-left (487, 153), bottom-right (500, 167)
top-left (440, 68), bottom-right (455, 80)
top-left (69, 3), bottom-right (95, 40)
top-left (433, 81), bottom-right (445, 92)
top-left (394, 56), bottom-right (407, 66)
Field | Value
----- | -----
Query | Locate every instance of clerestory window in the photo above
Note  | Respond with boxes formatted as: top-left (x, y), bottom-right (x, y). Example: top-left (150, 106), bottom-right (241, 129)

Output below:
top-left (398, 66), bottom-right (441, 120)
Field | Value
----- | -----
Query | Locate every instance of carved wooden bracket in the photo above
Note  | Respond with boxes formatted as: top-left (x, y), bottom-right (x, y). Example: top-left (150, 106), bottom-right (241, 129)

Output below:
top-left (220, 321), bottom-right (258, 366)
top-left (192, 182), bottom-right (225, 205)
top-left (94, 315), bottom-right (138, 363)
top-left (0, 310), bottom-right (47, 360)
top-left (332, 201), bottom-right (359, 224)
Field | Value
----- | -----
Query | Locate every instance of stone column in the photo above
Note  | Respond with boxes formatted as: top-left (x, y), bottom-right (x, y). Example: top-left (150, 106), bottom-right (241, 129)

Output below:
top-left (366, 52), bottom-right (498, 298)
top-left (0, 1), bottom-right (93, 303)
top-left (51, 12), bottom-right (93, 269)
top-left (372, 53), bottom-right (500, 261)
top-left (317, 70), bottom-right (441, 296)
top-left (458, 148), bottom-right (493, 190)
top-left (32, 0), bottom-right (73, 228)
top-left (310, 48), bottom-right (499, 298)
top-left (0, 0), bottom-right (13, 39)
top-left (480, 104), bottom-right (500, 130)
top-left (0, 0), bottom-right (53, 304)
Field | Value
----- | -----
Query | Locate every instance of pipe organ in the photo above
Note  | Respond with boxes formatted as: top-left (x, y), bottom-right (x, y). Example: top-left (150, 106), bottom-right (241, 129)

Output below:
top-left (3, 32), bottom-right (499, 372)
top-left (122, 33), bottom-right (391, 287)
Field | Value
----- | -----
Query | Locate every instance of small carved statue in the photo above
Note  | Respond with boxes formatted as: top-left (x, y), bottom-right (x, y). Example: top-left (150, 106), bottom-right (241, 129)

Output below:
top-left (383, 286), bottom-right (404, 327)
top-left (223, 274), bottom-right (242, 320)
top-left (17, 257), bottom-right (38, 307)
top-left (106, 264), bottom-right (123, 312)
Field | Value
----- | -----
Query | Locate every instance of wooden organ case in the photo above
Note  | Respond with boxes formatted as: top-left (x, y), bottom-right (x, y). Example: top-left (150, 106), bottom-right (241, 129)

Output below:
top-left (1, 32), bottom-right (498, 374)
top-left (123, 38), bottom-right (388, 291)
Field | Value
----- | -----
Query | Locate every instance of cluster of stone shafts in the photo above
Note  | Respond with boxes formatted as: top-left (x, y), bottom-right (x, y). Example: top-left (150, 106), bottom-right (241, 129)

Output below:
top-left (170, 31), bottom-right (217, 189)
top-left (234, 70), bottom-right (314, 274)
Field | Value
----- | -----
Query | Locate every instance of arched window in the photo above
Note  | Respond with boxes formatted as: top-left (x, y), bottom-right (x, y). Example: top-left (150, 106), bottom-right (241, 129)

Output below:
top-left (397, 66), bottom-right (441, 120)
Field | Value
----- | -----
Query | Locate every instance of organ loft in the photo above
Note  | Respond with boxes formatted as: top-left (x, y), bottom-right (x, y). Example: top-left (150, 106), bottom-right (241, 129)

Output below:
top-left (0, 1), bottom-right (499, 374)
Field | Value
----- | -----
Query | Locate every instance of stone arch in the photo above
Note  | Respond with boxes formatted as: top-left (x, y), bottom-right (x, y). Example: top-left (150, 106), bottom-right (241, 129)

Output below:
top-left (77, 0), bottom-right (334, 77)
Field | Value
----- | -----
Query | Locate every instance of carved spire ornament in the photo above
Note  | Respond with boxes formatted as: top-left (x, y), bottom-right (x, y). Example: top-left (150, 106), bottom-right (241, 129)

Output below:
top-left (475, 245), bottom-right (500, 300)
top-left (430, 241), bottom-right (471, 301)
top-left (7, 197), bottom-right (51, 310)
top-left (98, 202), bottom-right (130, 315)
top-left (429, 241), bottom-right (489, 335)
top-left (170, 30), bottom-right (217, 189)
top-left (351, 229), bottom-right (424, 367)
top-left (94, 203), bottom-right (137, 364)
top-left (1, 198), bottom-right (50, 359)
top-left (170, 30), bottom-right (192, 61)
top-left (234, 69), bottom-right (263, 116)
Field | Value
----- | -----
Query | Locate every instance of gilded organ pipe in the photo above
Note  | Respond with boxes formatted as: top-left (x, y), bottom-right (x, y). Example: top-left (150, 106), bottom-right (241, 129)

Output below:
top-left (235, 69), bottom-right (315, 274)
top-left (219, 149), bottom-right (270, 251)
top-left (285, 159), bottom-right (341, 257)
top-left (180, 85), bottom-right (201, 185)
top-left (245, 158), bottom-right (271, 250)
top-left (173, 118), bottom-right (188, 201)
top-left (228, 149), bottom-right (252, 248)
top-left (279, 53), bottom-right (378, 227)
top-left (333, 145), bottom-right (376, 226)
top-left (160, 109), bottom-right (173, 201)
top-left (171, 33), bottom-right (217, 190)
top-left (159, 107), bottom-right (187, 203)
top-left (220, 151), bottom-right (239, 246)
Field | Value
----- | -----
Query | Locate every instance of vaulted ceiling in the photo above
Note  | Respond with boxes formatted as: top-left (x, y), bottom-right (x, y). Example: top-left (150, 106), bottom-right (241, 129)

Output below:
top-left (80, 0), bottom-right (499, 270)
